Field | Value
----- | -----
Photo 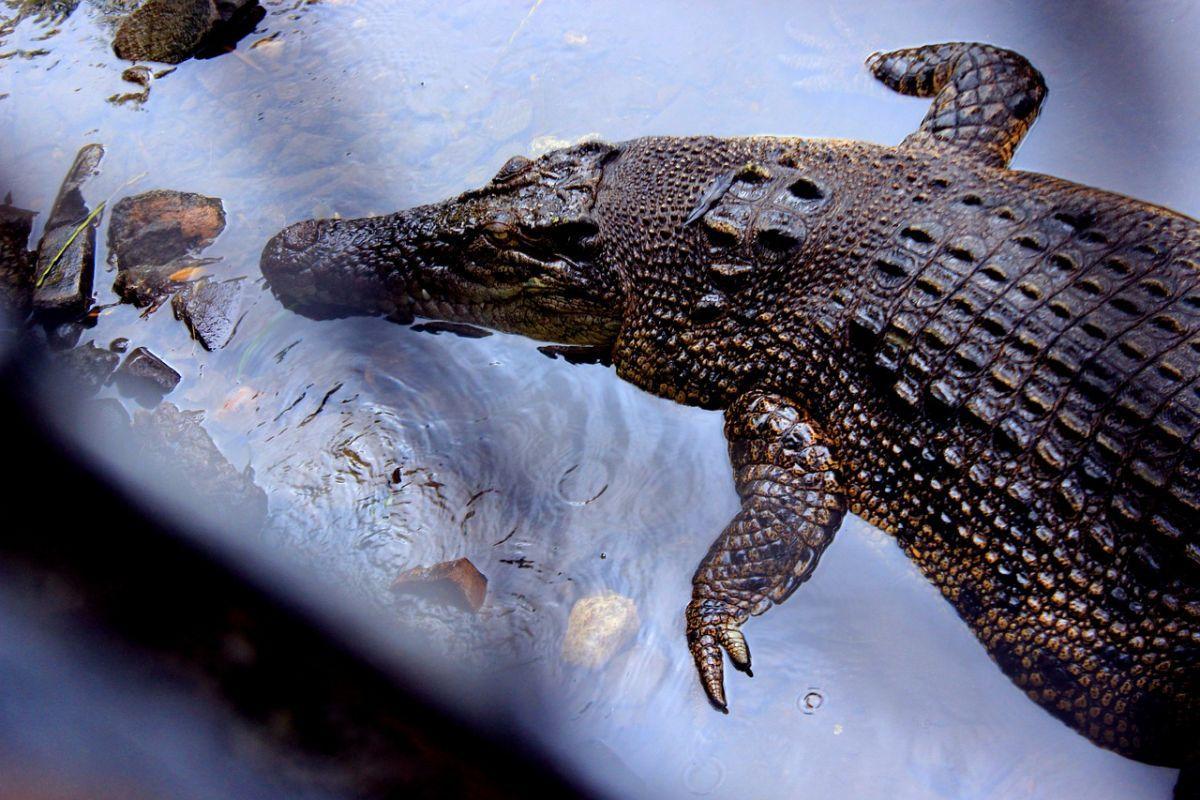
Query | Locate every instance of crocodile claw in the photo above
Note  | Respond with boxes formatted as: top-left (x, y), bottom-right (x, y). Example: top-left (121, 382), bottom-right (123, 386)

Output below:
top-left (686, 597), bottom-right (752, 712)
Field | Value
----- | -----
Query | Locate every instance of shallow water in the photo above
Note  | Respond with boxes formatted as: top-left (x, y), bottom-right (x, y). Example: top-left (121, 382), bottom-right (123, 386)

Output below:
top-left (2, 1), bottom-right (1196, 797)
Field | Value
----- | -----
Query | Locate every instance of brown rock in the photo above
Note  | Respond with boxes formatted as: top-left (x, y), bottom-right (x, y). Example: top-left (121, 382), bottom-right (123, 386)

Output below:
top-left (392, 558), bottom-right (488, 613)
top-left (108, 189), bottom-right (225, 270)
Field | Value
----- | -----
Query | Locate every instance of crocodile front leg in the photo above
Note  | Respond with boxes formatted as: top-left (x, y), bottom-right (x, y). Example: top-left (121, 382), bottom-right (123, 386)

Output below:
top-left (687, 390), bottom-right (846, 711)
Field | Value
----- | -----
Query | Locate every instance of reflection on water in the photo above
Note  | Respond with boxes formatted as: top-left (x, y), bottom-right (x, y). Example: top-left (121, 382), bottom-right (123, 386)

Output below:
top-left (1, 1), bottom-right (1195, 798)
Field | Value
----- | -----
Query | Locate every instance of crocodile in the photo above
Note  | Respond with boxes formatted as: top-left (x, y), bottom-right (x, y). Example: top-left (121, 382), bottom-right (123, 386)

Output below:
top-left (260, 43), bottom-right (1200, 792)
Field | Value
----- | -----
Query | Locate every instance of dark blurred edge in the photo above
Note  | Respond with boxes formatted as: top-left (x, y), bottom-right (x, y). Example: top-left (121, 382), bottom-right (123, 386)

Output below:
top-left (0, 343), bottom-right (591, 800)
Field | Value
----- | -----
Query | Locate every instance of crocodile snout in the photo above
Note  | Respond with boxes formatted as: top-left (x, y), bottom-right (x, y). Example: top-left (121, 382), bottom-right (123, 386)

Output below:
top-left (260, 217), bottom-right (363, 316)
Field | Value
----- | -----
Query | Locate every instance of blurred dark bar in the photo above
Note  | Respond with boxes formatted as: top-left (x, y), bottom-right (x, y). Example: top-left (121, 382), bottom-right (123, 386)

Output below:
top-left (0, 346), bottom-right (590, 800)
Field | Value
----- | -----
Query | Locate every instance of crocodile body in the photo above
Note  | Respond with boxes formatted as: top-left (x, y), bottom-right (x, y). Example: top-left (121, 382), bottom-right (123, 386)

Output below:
top-left (261, 43), bottom-right (1200, 786)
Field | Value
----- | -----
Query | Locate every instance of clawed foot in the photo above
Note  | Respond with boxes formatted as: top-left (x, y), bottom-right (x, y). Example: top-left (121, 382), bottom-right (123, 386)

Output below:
top-left (686, 597), bottom-right (752, 712)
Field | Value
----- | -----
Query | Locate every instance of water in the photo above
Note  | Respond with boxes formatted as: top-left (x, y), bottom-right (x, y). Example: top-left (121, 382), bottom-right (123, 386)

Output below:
top-left (1, 1), bottom-right (1195, 797)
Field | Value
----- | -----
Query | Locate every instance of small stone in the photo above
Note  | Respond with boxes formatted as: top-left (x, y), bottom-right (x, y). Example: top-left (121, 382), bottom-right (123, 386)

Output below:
top-left (392, 557), bottom-right (488, 613)
top-left (122, 66), bottom-right (152, 87)
top-left (108, 189), bottom-right (225, 270)
top-left (116, 346), bottom-right (180, 399)
top-left (171, 277), bottom-right (243, 350)
top-left (58, 342), bottom-right (120, 395)
top-left (561, 592), bottom-right (640, 668)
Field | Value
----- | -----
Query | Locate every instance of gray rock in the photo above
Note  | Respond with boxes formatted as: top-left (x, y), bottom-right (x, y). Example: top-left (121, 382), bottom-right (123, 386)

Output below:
top-left (33, 221), bottom-right (95, 316)
top-left (45, 144), bottom-right (104, 231)
top-left (33, 144), bottom-right (105, 317)
top-left (170, 276), bottom-right (242, 350)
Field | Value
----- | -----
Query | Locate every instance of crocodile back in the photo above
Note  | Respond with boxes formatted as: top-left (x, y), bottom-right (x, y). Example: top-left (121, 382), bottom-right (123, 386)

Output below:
top-left (836, 163), bottom-right (1200, 590)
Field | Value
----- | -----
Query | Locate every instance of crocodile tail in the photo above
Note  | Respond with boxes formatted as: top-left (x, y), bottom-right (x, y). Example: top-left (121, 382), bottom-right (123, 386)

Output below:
top-left (866, 42), bottom-right (1047, 168)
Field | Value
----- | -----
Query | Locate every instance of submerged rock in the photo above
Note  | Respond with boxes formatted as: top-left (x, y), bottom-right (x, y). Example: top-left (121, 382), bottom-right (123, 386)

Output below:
top-left (129, 402), bottom-right (268, 532)
top-left (0, 195), bottom-right (38, 324)
top-left (108, 189), bottom-right (225, 307)
top-left (561, 593), bottom-right (640, 669)
top-left (59, 341), bottom-right (120, 395)
top-left (170, 276), bottom-right (243, 350)
top-left (109, 189), bottom-right (225, 269)
top-left (34, 222), bottom-right (96, 316)
top-left (33, 144), bottom-right (105, 317)
top-left (115, 345), bottom-right (180, 400)
top-left (392, 558), bottom-right (488, 613)
top-left (112, 0), bottom-right (263, 65)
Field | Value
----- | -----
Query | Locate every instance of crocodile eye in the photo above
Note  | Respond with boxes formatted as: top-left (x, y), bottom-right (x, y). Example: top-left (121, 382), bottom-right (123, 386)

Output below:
top-left (493, 155), bottom-right (533, 183)
top-left (484, 221), bottom-right (515, 242)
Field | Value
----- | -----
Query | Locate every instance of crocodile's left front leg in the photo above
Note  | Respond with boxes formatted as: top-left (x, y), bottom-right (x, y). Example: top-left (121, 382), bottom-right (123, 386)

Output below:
top-left (688, 390), bottom-right (846, 711)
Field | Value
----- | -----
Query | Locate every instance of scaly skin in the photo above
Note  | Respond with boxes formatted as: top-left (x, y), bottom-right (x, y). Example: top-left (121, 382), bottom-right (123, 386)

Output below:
top-left (261, 43), bottom-right (1200, 788)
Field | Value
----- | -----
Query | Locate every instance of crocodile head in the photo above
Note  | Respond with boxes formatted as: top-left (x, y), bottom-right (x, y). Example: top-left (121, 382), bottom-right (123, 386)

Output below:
top-left (260, 141), bottom-right (625, 347)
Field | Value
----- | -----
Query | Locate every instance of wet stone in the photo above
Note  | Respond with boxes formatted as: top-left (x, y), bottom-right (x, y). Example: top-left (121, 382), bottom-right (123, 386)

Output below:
top-left (392, 558), bottom-right (488, 613)
top-left (114, 256), bottom-right (218, 308)
top-left (112, 0), bottom-right (262, 65)
top-left (171, 277), bottom-right (243, 350)
top-left (33, 221), bottom-right (95, 316)
top-left (58, 342), bottom-right (120, 395)
top-left (32, 144), bottom-right (105, 317)
top-left (561, 592), bottom-right (640, 668)
top-left (129, 402), bottom-right (268, 532)
top-left (115, 346), bottom-right (181, 401)
top-left (0, 196), bottom-right (37, 324)
top-left (44, 144), bottom-right (104, 232)
top-left (108, 189), bottom-right (225, 270)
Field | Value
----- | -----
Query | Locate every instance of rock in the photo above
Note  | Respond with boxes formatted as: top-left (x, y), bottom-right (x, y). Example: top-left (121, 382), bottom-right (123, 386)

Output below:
top-left (33, 144), bottom-right (105, 317)
top-left (44, 144), bottom-right (104, 231)
top-left (561, 593), bottom-right (640, 669)
top-left (113, 256), bottom-right (218, 308)
top-left (0, 195), bottom-right (37, 324)
top-left (392, 558), bottom-right (488, 613)
top-left (59, 342), bottom-right (120, 395)
top-left (122, 66), bottom-right (152, 87)
top-left (115, 346), bottom-right (180, 400)
top-left (108, 189), bottom-right (226, 308)
top-left (33, 220), bottom-right (95, 316)
top-left (112, 0), bottom-right (219, 64)
top-left (129, 402), bottom-right (268, 532)
top-left (170, 276), bottom-right (242, 350)
top-left (108, 189), bottom-right (225, 269)
top-left (112, 0), bottom-right (262, 65)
